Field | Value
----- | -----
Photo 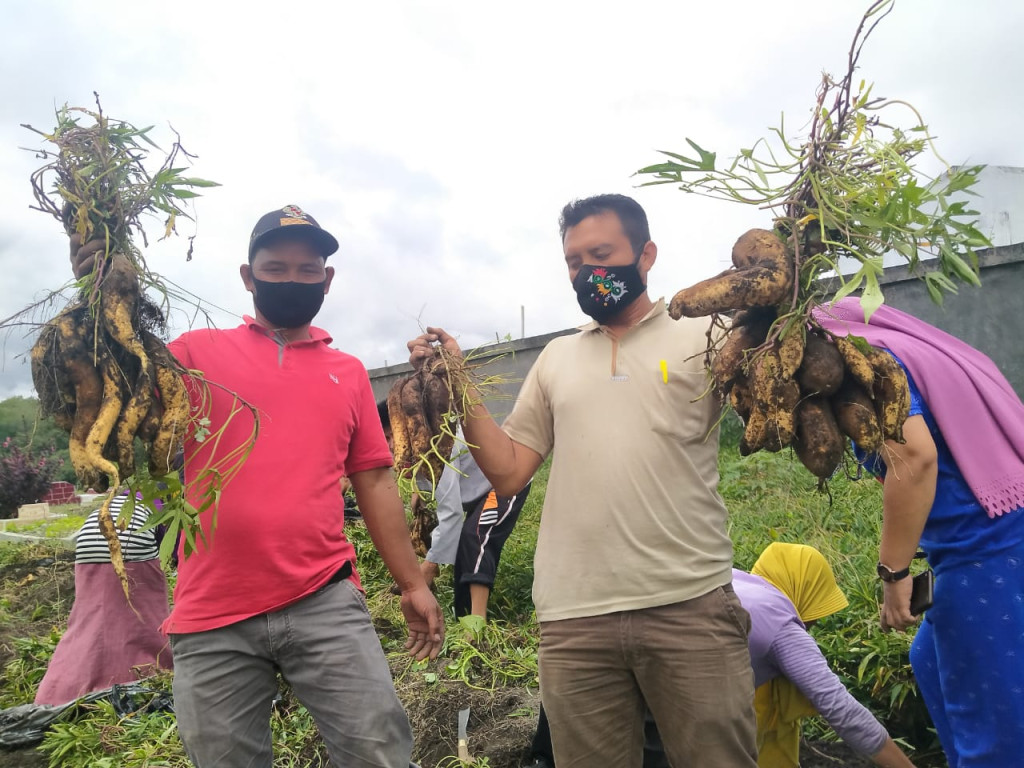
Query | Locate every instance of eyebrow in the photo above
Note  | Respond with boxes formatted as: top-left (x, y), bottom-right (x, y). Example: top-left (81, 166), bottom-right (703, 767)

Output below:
top-left (565, 243), bottom-right (613, 259)
top-left (257, 259), bottom-right (323, 268)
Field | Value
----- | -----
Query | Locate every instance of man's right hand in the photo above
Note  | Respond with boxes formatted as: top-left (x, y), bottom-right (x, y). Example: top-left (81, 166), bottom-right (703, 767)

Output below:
top-left (69, 233), bottom-right (106, 279)
top-left (407, 326), bottom-right (463, 371)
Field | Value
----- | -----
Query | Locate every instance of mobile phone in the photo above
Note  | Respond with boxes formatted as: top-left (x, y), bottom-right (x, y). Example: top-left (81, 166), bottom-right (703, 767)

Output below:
top-left (909, 569), bottom-right (934, 616)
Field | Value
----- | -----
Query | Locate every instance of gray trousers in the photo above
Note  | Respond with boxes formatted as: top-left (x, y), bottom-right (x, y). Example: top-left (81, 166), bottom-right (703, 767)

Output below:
top-left (170, 578), bottom-right (414, 768)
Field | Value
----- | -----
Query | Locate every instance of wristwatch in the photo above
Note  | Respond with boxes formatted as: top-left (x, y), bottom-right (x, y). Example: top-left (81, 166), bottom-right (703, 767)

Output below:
top-left (876, 562), bottom-right (911, 582)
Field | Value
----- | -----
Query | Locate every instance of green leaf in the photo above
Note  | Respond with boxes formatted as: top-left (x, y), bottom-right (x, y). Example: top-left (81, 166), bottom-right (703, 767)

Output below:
top-left (459, 614), bottom-right (487, 634)
top-left (635, 162), bottom-right (684, 176)
top-left (939, 245), bottom-right (981, 286)
top-left (159, 517), bottom-right (180, 567)
top-left (832, 271), bottom-right (865, 303)
top-left (860, 271), bottom-right (884, 322)
top-left (119, 493), bottom-right (136, 526)
top-left (685, 138), bottom-right (718, 170)
top-left (176, 177), bottom-right (221, 188)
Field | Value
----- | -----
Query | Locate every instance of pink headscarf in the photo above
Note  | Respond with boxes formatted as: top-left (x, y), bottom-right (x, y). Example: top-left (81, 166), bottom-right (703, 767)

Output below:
top-left (814, 298), bottom-right (1024, 518)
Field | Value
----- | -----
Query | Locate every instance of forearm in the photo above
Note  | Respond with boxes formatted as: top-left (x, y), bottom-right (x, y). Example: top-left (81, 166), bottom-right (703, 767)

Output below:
top-left (461, 385), bottom-right (539, 496)
top-left (878, 477), bottom-right (932, 570)
top-left (773, 628), bottom-right (888, 754)
top-left (878, 417), bottom-right (937, 571)
top-left (350, 468), bottom-right (428, 592)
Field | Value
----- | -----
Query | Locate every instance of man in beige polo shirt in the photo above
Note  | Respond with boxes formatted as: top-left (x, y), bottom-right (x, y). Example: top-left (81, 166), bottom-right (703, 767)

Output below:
top-left (408, 194), bottom-right (757, 767)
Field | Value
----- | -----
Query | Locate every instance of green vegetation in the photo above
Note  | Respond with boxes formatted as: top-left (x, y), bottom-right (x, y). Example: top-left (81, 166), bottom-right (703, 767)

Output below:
top-left (0, 396), bottom-right (74, 485)
top-left (2, 513), bottom-right (86, 540)
top-left (0, 423), bottom-right (945, 766)
top-left (0, 631), bottom-right (62, 708)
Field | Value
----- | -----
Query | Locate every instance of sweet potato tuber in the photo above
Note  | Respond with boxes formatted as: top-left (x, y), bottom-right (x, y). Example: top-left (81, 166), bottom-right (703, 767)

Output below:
top-left (834, 337), bottom-right (875, 395)
top-left (669, 264), bottom-right (792, 319)
top-left (777, 324), bottom-right (806, 381)
top-left (711, 317), bottom-right (770, 394)
top-left (386, 377), bottom-right (412, 469)
top-left (731, 228), bottom-right (790, 272)
top-left (865, 347), bottom-right (911, 444)
top-left (832, 377), bottom-right (883, 453)
top-left (797, 331), bottom-right (845, 397)
top-left (794, 397), bottom-right (844, 479)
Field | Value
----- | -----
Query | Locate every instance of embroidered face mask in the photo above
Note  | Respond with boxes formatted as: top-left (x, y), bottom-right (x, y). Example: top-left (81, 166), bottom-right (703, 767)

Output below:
top-left (251, 278), bottom-right (327, 328)
top-left (572, 258), bottom-right (645, 323)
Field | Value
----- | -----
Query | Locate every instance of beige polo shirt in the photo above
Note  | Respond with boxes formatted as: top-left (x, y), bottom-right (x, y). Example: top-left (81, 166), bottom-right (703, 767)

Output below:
top-left (503, 299), bottom-right (734, 622)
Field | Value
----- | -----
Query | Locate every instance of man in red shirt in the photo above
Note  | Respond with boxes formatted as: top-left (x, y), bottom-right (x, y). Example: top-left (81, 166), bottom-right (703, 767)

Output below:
top-left (71, 205), bottom-right (442, 768)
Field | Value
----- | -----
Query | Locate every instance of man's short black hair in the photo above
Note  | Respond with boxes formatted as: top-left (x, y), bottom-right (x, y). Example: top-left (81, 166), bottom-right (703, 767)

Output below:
top-left (558, 194), bottom-right (651, 258)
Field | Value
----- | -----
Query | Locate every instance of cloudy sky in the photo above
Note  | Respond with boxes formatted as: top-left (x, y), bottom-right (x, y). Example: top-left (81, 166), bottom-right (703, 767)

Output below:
top-left (1, 0), bottom-right (1022, 400)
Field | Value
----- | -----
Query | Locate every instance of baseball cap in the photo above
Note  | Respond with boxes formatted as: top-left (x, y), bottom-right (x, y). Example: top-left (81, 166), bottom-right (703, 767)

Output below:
top-left (248, 205), bottom-right (339, 259)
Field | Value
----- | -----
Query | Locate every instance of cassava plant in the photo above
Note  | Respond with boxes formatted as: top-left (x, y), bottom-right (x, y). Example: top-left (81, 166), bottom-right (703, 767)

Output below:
top-left (14, 95), bottom-right (256, 595)
top-left (636, 0), bottom-right (989, 480)
top-left (386, 342), bottom-right (515, 556)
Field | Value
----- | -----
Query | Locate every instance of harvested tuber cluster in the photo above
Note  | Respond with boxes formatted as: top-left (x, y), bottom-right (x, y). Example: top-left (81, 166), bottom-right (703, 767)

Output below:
top-left (31, 268), bottom-right (188, 597)
top-left (387, 348), bottom-right (461, 556)
top-left (638, 2), bottom-right (977, 483)
top-left (683, 229), bottom-right (910, 480)
top-left (19, 98), bottom-right (218, 596)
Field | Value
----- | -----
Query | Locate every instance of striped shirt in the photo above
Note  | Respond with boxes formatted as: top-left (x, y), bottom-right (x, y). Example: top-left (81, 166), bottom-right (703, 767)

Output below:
top-left (75, 494), bottom-right (160, 564)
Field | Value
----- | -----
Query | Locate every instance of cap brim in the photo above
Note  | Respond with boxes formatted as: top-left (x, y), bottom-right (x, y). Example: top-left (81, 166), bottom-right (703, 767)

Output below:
top-left (250, 226), bottom-right (339, 258)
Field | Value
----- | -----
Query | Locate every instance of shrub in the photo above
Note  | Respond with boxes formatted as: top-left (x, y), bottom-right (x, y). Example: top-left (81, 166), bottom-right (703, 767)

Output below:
top-left (0, 437), bottom-right (64, 518)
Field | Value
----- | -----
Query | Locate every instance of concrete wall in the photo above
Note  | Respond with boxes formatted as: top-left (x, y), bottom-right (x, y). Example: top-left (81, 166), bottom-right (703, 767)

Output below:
top-left (875, 241), bottom-right (1024, 398)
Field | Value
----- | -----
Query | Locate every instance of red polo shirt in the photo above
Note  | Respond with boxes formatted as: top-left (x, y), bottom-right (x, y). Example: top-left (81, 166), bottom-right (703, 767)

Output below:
top-left (161, 318), bottom-right (392, 634)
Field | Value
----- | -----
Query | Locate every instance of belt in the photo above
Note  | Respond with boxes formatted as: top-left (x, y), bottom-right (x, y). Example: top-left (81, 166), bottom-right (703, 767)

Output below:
top-left (322, 561), bottom-right (353, 589)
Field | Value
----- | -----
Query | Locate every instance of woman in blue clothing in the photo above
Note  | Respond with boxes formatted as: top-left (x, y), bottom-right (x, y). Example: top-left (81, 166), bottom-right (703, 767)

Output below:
top-left (817, 298), bottom-right (1024, 768)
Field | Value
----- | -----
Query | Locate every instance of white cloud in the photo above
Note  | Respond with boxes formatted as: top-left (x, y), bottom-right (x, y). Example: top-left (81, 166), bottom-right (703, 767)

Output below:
top-left (2, 0), bottom-right (1023, 400)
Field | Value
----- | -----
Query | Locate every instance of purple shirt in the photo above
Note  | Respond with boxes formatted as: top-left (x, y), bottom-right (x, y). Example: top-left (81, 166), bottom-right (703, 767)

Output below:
top-left (732, 569), bottom-right (888, 756)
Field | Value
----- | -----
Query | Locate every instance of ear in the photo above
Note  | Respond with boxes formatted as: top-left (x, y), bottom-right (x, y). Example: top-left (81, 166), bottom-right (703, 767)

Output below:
top-left (323, 265), bottom-right (335, 294)
top-left (639, 241), bottom-right (657, 278)
top-left (240, 263), bottom-right (255, 293)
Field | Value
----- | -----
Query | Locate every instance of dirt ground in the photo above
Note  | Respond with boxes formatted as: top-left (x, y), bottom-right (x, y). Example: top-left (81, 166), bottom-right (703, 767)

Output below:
top-left (0, 730), bottom-right (880, 768)
top-left (0, 547), bottom-right (75, 670)
top-left (797, 740), bottom-right (874, 767)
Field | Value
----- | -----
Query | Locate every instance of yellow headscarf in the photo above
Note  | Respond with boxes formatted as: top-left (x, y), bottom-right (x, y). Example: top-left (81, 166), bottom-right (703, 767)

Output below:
top-left (749, 543), bottom-right (849, 768)
top-left (751, 542), bottom-right (848, 623)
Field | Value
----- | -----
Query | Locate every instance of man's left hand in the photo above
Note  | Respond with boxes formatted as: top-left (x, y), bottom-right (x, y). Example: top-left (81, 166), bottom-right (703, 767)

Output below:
top-left (401, 585), bottom-right (445, 660)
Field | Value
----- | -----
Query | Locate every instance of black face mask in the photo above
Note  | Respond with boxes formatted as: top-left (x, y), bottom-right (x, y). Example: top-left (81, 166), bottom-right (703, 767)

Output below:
top-left (251, 278), bottom-right (327, 329)
top-left (572, 257), bottom-right (646, 324)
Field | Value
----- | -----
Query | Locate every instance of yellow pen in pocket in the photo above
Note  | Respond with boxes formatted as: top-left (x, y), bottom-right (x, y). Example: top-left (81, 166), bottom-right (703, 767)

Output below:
top-left (659, 359), bottom-right (669, 384)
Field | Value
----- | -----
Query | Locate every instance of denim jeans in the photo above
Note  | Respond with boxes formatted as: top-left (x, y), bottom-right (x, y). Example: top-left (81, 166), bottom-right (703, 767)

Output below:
top-left (171, 577), bottom-right (413, 767)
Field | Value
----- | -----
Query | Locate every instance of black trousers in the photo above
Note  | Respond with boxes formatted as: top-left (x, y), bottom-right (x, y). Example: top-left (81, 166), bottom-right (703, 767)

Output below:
top-left (453, 482), bottom-right (532, 618)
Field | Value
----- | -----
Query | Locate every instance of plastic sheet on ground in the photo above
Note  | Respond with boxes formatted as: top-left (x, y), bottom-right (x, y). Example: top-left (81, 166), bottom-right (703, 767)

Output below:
top-left (0, 681), bottom-right (172, 748)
